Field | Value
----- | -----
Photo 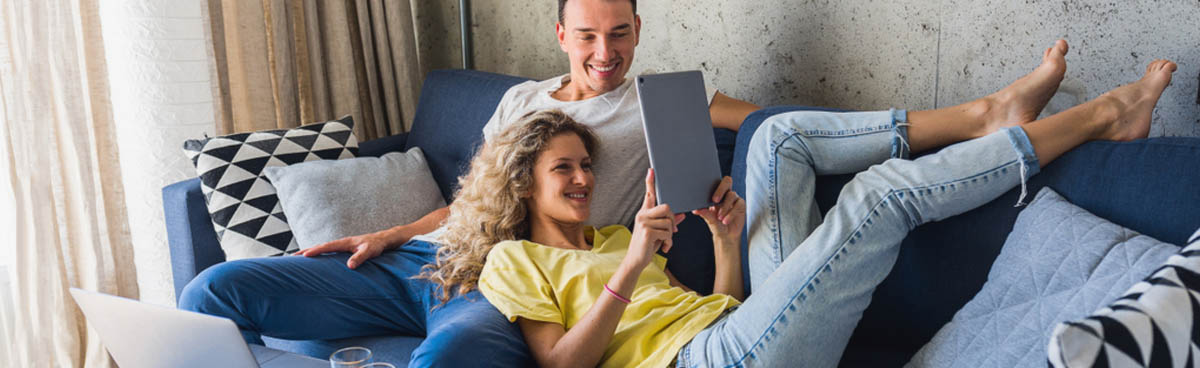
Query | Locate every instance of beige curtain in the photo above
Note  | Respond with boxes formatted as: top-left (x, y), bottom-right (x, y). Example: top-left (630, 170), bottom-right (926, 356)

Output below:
top-left (204, 0), bottom-right (423, 139)
top-left (0, 0), bottom-right (139, 367)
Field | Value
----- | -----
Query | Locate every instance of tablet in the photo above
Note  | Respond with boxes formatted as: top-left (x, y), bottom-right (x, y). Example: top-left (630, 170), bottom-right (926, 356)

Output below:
top-left (635, 71), bottom-right (722, 213)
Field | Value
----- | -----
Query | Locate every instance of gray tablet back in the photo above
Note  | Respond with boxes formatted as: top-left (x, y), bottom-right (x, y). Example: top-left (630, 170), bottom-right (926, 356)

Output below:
top-left (635, 71), bottom-right (722, 213)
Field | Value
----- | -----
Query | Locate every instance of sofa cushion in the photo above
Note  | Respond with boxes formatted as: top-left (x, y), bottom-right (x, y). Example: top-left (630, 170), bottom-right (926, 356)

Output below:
top-left (1047, 228), bottom-right (1200, 367)
top-left (907, 187), bottom-right (1180, 367)
top-left (182, 116), bottom-right (359, 259)
top-left (834, 137), bottom-right (1200, 366)
top-left (263, 148), bottom-right (445, 249)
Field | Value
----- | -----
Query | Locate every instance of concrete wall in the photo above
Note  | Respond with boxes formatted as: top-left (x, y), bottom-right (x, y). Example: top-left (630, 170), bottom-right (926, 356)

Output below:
top-left (414, 0), bottom-right (1200, 137)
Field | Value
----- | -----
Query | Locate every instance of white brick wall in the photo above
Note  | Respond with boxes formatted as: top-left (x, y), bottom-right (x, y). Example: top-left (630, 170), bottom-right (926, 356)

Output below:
top-left (100, 0), bottom-right (217, 307)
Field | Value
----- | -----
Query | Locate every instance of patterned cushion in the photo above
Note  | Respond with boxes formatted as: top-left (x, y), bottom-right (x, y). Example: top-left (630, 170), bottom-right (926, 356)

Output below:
top-left (907, 187), bottom-right (1180, 367)
top-left (182, 116), bottom-right (358, 259)
top-left (1047, 227), bottom-right (1200, 367)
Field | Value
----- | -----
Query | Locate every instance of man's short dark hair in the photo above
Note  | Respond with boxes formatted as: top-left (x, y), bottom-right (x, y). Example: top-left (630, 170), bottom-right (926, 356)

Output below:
top-left (557, 0), bottom-right (637, 24)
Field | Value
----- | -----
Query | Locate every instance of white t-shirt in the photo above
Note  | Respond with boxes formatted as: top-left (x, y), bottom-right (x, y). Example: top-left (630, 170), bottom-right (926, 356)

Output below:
top-left (481, 74), bottom-right (718, 228)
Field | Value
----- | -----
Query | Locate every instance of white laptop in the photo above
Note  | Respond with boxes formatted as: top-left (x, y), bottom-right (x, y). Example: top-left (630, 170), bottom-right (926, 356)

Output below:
top-left (69, 288), bottom-right (326, 368)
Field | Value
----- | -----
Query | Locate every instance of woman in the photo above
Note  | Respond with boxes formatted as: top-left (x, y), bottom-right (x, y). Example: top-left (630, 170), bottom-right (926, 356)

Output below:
top-left (426, 54), bottom-right (1178, 366)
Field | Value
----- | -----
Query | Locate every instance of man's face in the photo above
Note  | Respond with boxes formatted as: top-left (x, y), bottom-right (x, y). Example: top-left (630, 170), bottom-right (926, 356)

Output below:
top-left (556, 0), bottom-right (640, 94)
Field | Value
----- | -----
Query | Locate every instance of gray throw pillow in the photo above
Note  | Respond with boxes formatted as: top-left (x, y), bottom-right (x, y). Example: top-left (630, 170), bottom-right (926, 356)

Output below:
top-left (1046, 227), bottom-right (1200, 367)
top-left (263, 147), bottom-right (446, 249)
top-left (907, 187), bottom-right (1180, 368)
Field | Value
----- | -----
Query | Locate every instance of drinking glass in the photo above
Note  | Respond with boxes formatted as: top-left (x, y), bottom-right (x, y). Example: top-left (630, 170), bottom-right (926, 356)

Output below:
top-left (329, 346), bottom-right (372, 368)
top-left (357, 363), bottom-right (396, 368)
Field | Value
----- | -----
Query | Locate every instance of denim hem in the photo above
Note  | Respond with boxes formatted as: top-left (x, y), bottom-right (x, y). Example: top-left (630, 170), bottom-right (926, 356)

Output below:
top-left (890, 108), bottom-right (911, 159)
top-left (1001, 126), bottom-right (1041, 206)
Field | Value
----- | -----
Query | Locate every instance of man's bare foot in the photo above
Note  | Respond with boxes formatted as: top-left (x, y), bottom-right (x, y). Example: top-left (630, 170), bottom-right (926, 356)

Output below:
top-left (973, 40), bottom-right (1070, 135)
top-left (1091, 59), bottom-right (1177, 141)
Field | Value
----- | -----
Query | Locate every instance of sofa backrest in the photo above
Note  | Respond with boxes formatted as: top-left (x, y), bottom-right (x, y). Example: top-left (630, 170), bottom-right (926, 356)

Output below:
top-left (405, 70), bottom-right (533, 201)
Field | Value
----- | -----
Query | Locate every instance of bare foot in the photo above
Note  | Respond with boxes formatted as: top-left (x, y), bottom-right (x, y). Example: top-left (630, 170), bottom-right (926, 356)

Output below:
top-left (975, 40), bottom-right (1070, 134)
top-left (1091, 59), bottom-right (1177, 141)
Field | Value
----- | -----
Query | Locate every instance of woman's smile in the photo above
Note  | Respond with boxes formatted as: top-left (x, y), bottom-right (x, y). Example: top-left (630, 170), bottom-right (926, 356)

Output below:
top-left (565, 190), bottom-right (589, 203)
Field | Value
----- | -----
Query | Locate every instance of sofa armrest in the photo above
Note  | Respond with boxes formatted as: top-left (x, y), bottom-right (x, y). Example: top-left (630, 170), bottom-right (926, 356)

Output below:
top-left (163, 178), bottom-right (226, 301)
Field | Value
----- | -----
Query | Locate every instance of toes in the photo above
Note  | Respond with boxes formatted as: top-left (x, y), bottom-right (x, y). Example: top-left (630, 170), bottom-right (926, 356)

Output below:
top-left (1041, 40), bottom-right (1068, 67)
top-left (1146, 60), bottom-right (1178, 73)
top-left (1147, 60), bottom-right (1163, 72)
top-left (1055, 39), bottom-right (1069, 55)
top-left (1044, 40), bottom-right (1068, 59)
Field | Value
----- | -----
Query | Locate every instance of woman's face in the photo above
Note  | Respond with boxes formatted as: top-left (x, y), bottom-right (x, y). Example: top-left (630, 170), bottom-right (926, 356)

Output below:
top-left (526, 133), bottom-right (595, 225)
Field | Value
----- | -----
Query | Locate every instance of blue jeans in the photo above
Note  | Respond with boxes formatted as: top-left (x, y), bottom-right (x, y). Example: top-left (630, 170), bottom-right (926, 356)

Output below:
top-left (677, 110), bottom-right (1039, 367)
top-left (177, 240), bottom-right (533, 367)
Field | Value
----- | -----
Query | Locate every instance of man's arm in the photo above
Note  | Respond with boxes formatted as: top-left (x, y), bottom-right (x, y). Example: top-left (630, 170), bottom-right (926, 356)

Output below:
top-left (709, 91), bottom-right (760, 131)
top-left (298, 206), bottom-right (449, 269)
top-left (378, 206), bottom-right (450, 248)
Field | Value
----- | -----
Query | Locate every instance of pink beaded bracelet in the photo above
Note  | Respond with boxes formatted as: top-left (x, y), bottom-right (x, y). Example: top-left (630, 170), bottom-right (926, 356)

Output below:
top-left (604, 284), bottom-right (631, 304)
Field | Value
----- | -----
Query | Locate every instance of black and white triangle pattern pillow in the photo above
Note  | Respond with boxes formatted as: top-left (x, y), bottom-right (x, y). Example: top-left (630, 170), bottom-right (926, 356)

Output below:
top-left (182, 116), bottom-right (359, 260)
top-left (1048, 227), bottom-right (1200, 367)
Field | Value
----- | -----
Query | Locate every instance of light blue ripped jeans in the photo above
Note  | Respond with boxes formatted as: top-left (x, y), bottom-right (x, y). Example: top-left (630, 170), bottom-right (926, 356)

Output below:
top-left (675, 110), bottom-right (1040, 367)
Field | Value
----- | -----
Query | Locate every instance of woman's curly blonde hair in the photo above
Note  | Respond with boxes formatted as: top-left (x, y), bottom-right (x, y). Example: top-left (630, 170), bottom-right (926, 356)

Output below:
top-left (416, 109), bottom-right (599, 304)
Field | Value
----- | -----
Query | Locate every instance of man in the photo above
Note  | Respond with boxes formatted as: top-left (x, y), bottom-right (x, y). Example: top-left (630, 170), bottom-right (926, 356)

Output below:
top-left (181, 0), bottom-right (756, 366)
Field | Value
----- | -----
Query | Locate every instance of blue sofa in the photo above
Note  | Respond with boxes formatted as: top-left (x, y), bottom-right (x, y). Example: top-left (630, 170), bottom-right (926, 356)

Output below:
top-left (164, 69), bottom-right (1200, 366)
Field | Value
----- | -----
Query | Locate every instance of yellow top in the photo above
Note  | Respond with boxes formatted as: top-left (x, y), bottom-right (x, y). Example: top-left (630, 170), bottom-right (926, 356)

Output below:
top-left (478, 225), bottom-right (740, 368)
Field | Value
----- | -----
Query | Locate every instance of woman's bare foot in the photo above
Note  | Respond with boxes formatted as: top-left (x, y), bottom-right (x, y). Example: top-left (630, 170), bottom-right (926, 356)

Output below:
top-left (975, 40), bottom-right (1070, 134)
top-left (1091, 59), bottom-right (1177, 141)
top-left (1019, 59), bottom-right (1176, 167)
